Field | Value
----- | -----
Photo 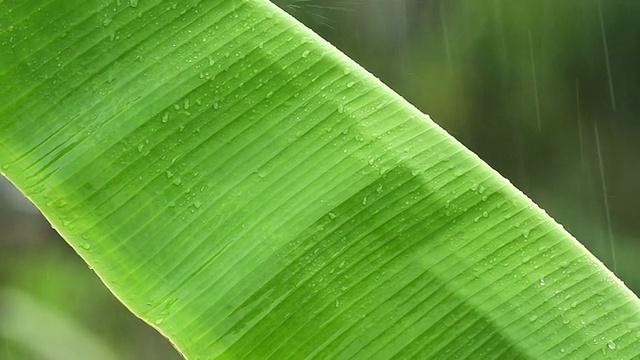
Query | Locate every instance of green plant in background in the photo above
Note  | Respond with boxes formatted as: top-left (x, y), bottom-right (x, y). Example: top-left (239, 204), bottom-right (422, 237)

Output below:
top-left (1, 0), bottom-right (639, 359)
top-left (0, 289), bottom-right (120, 360)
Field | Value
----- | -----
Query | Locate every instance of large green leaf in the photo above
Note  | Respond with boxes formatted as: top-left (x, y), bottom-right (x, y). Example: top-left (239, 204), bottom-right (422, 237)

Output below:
top-left (1, 0), bottom-right (639, 359)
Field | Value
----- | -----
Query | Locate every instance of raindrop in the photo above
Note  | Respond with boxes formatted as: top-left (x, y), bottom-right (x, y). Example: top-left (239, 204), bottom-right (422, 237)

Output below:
top-left (379, 167), bottom-right (391, 176)
top-left (362, 196), bottom-right (368, 205)
top-left (482, 211), bottom-right (489, 218)
top-left (155, 318), bottom-right (164, 325)
top-left (346, 81), bottom-right (355, 88)
top-left (161, 112), bottom-right (169, 123)
top-left (266, 91), bottom-right (274, 98)
top-left (80, 243), bottom-right (91, 250)
top-left (607, 340), bottom-right (616, 350)
top-left (257, 168), bottom-right (269, 179)
top-left (173, 178), bottom-right (182, 186)
top-left (337, 104), bottom-right (345, 113)
top-left (570, 301), bottom-right (578, 308)
top-left (539, 278), bottom-right (545, 286)
top-left (302, 50), bottom-right (310, 58)
top-left (529, 315), bottom-right (538, 322)
top-left (328, 212), bottom-right (337, 220)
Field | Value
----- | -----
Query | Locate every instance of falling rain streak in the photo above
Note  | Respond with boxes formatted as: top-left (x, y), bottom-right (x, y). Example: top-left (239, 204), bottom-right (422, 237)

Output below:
top-left (528, 29), bottom-right (542, 132)
top-left (597, 0), bottom-right (616, 111)
top-left (594, 124), bottom-right (617, 273)
top-left (439, 0), bottom-right (453, 73)
top-left (275, 0), bottom-right (364, 30)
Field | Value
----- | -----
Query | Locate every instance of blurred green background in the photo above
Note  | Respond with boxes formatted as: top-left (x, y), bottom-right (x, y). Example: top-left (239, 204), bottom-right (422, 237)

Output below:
top-left (1, 1), bottom-right (638, 358)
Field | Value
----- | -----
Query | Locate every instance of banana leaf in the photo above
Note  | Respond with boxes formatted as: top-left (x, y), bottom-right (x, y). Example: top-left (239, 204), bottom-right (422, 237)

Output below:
top-left (1, 0), bottom-right (639, 358)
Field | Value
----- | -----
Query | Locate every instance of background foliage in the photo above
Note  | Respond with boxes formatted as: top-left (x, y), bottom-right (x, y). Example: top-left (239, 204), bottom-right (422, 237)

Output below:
top-left (1, 0), bottom-right (638, 358)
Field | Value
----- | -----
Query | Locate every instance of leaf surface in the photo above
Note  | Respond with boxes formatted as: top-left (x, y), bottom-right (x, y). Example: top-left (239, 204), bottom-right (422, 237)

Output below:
top-left (1, 0), bottom-right (639, 358)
